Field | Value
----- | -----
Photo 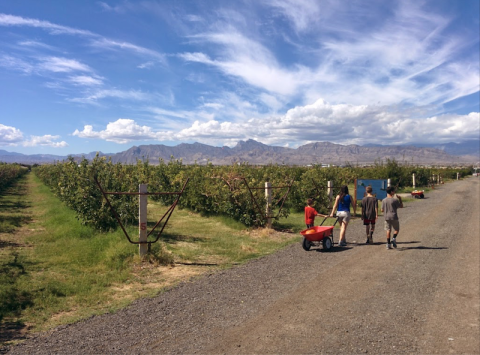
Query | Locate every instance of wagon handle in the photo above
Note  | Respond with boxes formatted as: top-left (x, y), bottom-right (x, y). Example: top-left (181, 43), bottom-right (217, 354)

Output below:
top-left (318, 215), bottom-right (338, 227)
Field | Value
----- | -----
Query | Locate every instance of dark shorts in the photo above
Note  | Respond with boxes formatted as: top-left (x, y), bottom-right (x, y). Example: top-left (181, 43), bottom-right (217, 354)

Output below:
top-left (363, 219), bottom-right (376, 226)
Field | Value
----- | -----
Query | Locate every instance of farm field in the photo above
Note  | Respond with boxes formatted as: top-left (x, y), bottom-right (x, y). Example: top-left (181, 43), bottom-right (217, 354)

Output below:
top-left (2, 169), bottom-right (479, 354)
top-left (0, 172), bottom-right (304, 349)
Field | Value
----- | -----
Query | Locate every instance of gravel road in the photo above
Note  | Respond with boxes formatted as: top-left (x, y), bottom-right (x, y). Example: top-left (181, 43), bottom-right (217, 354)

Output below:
top-left (8, 178), bottom-right (480, 354)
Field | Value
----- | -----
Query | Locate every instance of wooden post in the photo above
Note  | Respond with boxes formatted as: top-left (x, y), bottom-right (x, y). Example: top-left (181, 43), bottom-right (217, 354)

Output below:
top-left (139, 184), bottom-right (148, 257)
top-left (412, 173), bottom-right (416, 189)
top-left (353, 179), bottom-right (357, 216)
top-left (387, 179), bottom-right (391, 188)
top-left (327, 181), bottom-right (333, 208)
top-left (265, 181), bottom-right (272, 228)
top-left (457, 172), bottom-right (459, 180)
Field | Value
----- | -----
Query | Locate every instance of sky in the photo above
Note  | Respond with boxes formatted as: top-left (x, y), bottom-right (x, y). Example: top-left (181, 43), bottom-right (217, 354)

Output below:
top-left (0, 0), bottom-right (479, 156)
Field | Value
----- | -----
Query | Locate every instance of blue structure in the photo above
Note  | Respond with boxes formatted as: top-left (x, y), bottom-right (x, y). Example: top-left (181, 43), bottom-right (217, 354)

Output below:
top-left (356, 179), bottom-right (388, 200)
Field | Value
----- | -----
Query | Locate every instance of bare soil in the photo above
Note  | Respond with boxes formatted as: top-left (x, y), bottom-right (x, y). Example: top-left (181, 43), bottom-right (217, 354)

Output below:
top-left (6, 178), bottom-right (480, 354)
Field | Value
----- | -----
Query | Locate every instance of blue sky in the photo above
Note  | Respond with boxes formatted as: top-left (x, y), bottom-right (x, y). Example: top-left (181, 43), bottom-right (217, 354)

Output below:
top-left (0, 0), bottom-right (479, 155)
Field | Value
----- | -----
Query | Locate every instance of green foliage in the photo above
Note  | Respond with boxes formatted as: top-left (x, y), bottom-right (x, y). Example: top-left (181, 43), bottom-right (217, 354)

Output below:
top-left (0, 163), bottom-right (29, 193)
top-left (34, 158), bottom-right (472, 230)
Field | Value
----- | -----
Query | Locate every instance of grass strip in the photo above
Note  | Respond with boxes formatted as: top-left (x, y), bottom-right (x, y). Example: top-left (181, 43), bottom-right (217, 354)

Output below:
top-left (0, 172), bottom-right (300, 345)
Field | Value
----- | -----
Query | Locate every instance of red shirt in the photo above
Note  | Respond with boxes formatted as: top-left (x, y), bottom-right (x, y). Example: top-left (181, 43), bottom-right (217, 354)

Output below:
top-left (305, 206), bottom-right (318, 225)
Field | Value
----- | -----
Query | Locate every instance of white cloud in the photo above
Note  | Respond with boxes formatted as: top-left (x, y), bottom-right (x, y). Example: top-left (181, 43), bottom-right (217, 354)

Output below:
top-left (202, 103), bottom-right (224, 110)
top-left (69, 89), bottom-right (153, 104)
top-left (0, 14), bottom-right (165, 62)
top-left (68, 75), bottom-right (103, 86)
top-left (18, 40), bottom-right (57, 51)
top-left (146, 106), bottom-right (215, 130)
top-left (0, 124), bottom-right (67, 148)
top-left (38, 56), bottom-right (92, 73)
top-left (137, 61), bottom-right (155, 69)
top-left (98, 2), bottom-right (124, 13)
top-left (0, 54), bottom-right (34, 74)
top-left (267, 0), bottom-right (321, 33)
top-left (23, 135), bottom-right (68, 148)
top-left (174, 100), bottom-right (480, 146)
top-left (72, 118), bottom-right (171, 144)
top-left (89, 38), bottom-right (166, 63)
top-left (175, 120), bottom-right (251, 141)
top-left (180, 31), bottom-right (313, 96)
top-left (1, 54), bottom-right (93, 78)
top-left (72, 100), bottom-right (479, 148)
top-left (177, 0), bottom-right (478, 109)
top-left (0, 13), bottom-right (94, 36)
top-left (0, 124), bottom-right (24, 145)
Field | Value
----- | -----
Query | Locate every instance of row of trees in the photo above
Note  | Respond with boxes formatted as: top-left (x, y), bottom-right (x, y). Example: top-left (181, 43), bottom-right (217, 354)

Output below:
top-left (0, 163), bottom-right (29, 192)
top-left (33, 156), bottom-right (473, 230)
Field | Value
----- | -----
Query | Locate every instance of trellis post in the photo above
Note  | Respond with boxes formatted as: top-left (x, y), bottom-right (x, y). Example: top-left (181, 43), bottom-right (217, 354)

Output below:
top-left (265, 181), bottom-right (272, 228)
top-left (327, 181), bottom-right (333, 207)
top-left (139, 184), bottom-right (148, 257)
top-left (412, 173), bottom-right (416, 189)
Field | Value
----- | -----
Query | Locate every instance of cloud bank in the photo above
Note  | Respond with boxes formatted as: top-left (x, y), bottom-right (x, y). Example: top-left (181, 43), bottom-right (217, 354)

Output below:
top-left (71, 99), bottom-right (480, 147)
top-left (0, 124), bottom-right (67, 148)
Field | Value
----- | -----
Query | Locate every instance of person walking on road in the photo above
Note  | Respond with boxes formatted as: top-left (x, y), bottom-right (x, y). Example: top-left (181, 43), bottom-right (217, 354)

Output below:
top-left (381, 186), bottom-right (403, 249)
top-left (329, 185), bottom-right (354, 246)
top-left (361, 186), bottom-right (378, 244)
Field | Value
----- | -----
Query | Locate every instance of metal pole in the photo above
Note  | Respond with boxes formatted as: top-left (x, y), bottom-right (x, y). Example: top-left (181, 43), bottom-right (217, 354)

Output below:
top-left (139, 184), bottom-right (148, 257)
top-left (265, 181), bottom-right (272, 228)
top-left (412, 173), bottom-right (416, 189)
top-left (387, 179), bottom-right (391, 188)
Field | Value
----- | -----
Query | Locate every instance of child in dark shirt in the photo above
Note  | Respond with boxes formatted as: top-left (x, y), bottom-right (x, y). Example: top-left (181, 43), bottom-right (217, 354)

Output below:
top-left (381, 186), bottom-right (403, 249)
top-left (361, 186), bottom-right (378, 244)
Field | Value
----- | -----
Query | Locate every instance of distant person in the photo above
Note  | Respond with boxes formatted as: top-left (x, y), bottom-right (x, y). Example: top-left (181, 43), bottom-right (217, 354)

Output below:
top-left (305, 198), bottom-right (324, 229)
top-left (329, 185), bottom-right (354, 246)
top-left (361, 186), bottom-right (378, 244)
top-left (381, 186), bottom-right (403, 249)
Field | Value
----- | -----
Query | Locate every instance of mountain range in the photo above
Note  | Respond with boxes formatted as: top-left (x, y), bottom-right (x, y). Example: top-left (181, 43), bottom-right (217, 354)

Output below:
top-left (1, 140), bottom-right (479, 166)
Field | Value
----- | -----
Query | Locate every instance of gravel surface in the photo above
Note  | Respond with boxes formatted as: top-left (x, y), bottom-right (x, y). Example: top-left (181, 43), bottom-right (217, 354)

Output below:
top-left (7, 178), bottom-right (480, 354)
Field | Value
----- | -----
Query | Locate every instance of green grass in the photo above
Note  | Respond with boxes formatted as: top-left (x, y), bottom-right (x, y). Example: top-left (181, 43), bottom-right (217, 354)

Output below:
top-left (149, 202), bottom-right (296, 265)
top-left (0, 173), bottom-right (300, 344)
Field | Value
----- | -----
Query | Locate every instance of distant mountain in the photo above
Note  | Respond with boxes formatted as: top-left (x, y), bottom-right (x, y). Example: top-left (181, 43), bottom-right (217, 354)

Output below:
top-left (109, 139), bottom-right (477, 166)
top-left (423, 141), bottom-right (479, 157)
top-left (1, 139), bottom-right (478, 166)
top-left (0, 150), bottom-right (110, 165)
top-left (363, 140), bottom-right (480, 157)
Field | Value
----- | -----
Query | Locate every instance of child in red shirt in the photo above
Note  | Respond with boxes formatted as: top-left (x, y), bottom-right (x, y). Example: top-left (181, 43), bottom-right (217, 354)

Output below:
top-left (305, 198), bottom-right (323, 228)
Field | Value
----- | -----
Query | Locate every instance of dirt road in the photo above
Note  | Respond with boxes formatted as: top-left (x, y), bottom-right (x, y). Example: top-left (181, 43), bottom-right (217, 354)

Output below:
top-left (8, 178), bottom-right (480, 354)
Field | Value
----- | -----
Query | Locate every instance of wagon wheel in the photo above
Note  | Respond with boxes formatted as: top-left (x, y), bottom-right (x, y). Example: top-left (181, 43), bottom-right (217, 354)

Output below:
top-left (322, 237), bottom-right (333, 251)
top-left (302, 237), bottom-right (312, 251)
top-left (420, 193), bottom-right (424, 198)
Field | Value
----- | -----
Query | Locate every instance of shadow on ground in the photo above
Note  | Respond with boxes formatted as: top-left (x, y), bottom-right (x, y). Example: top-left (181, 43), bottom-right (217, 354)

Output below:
top-left (0, 177), bottom-right (34, 349)
top-left (0, 253), bottom-right (35, 349)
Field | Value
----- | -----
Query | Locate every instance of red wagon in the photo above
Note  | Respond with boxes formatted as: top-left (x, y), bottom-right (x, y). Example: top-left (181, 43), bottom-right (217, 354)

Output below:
top-left (300, 217), bottom-right (337, 251)
top-left (410, 190), bottom-right (425, 199)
